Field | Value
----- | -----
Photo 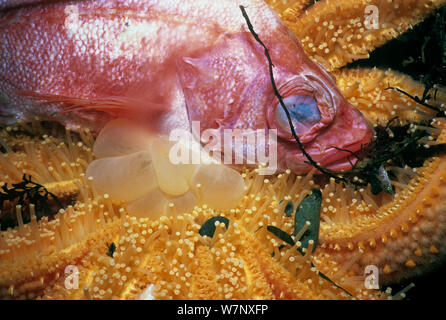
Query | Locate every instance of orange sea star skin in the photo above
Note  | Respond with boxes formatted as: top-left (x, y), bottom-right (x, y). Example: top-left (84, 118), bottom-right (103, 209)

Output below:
top-left (0, 218), bottom-right (120, 299)
top-left (1, 0), bottom-right (446, 300)
top-left (316, 154), bottom-right (446, 284)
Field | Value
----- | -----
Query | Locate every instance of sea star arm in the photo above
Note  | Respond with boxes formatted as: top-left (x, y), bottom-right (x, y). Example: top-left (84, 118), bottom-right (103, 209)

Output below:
top-left (273, 0), bottom-right (446, 71)
top-left (334, 68), bottom-right (444, 125)
top-left (314, 141), bottom-right (446, 284)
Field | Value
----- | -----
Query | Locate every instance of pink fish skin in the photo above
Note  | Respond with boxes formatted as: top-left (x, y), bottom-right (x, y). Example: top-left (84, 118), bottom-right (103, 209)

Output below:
top-left (0, 0), bottom-right (372, 174)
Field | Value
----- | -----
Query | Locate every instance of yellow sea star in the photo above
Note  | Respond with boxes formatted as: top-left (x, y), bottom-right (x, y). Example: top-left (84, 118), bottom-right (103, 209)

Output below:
top-left (1, 0), bottom-right (446, 300)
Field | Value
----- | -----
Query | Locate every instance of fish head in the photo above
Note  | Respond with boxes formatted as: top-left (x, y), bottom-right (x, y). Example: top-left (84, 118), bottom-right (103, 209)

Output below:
top-left (177, 31), bottom-right (372, 174)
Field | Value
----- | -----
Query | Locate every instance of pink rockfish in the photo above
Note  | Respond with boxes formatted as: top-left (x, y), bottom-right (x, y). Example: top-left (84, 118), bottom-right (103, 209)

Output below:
top-left (0, 0), bottom-right (372, 173)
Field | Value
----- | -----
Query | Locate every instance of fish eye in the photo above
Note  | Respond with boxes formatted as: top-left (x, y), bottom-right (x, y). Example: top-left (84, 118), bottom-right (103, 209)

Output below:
top-left (275, 95), bottom-right (320, 135)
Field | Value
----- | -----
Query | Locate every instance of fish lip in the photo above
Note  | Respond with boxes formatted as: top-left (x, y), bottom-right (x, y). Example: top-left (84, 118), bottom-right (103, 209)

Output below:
top-left (317, 121), bottom-right (374, 171)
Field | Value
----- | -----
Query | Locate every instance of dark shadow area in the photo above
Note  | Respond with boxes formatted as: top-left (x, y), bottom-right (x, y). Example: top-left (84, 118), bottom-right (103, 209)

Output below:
top-left (349, 7), bottom-right (445, 86)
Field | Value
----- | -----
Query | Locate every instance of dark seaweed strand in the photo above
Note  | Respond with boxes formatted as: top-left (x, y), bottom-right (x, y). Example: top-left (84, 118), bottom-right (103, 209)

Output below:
top-left (23, 175), bottom-right (64, 209)
top-left (0, 174), bottom-right (63, 212)
top-left (384, 6), bottom-right (446, 115)
top-left (329, 145), bottom-right (359, 168)
top-left (329, 146), bottom-right (361, 161)
top-left (315, 264), bottom-right (354, 298)
top-left (239, 6), bottom-right (366, 187)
